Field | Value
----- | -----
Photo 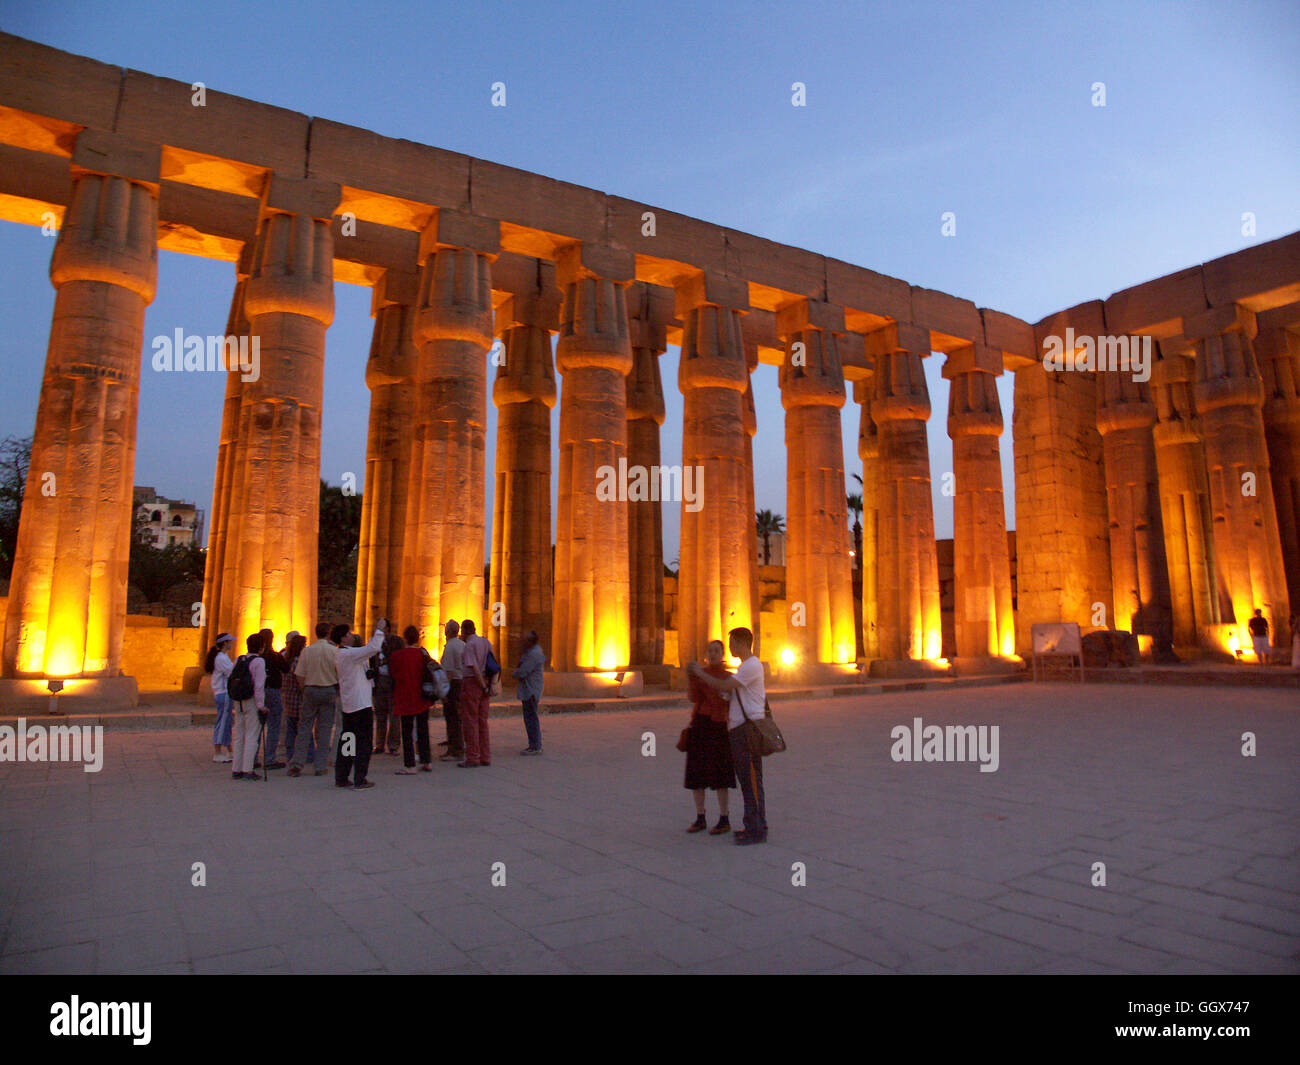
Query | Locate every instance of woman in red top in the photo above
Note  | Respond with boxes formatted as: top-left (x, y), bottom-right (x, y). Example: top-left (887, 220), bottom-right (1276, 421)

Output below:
top-left (388, 626), bottom-right (434, 774)
top-left (683, 639), bottom-right (734, 835)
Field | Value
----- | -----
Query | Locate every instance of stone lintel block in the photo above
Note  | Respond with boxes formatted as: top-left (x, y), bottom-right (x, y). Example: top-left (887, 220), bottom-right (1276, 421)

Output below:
top-left (724, 230), bottom-right (826, 301)
top-left (863, 321), bottom-right (931, 358)
top-left (370, 268), bottom-right (419, 314)
top-left (0, 32), bottom-right (122, 132)
top-left (419, 207), bottom-right (500, 259)
top-left (606, 196), bottom-right (728, 274)
top-left (824, 258), bottom-right (912, 323)
top-left (1183, 303), bottom-right (1254, 341)
top-left (1034, 300), bottom-right (1107, 350)
top-left (741, 308), bottom-right (782, 364)
top-left (555, 242), bottom-right (635, 286)
top-left (911, 286), bottom-right (981, 343)
top-left (501, 287), bottom-right (562, 332)
top-left (1156, 334), bottom-right (1196, 361)
top-left (775, 298), bottom-right (844, 337)
top-left (1255, 299), bottom-right (1300, 333)
top-left (1104, 265), bottom-right (1209, 335)
top-left (307, 118), bottom-right (470, 213)
top-left (1203, 232), bottom-right (1300, 308)
top-left (852, 378), bottom-right (873, 405)
top-left (263, 174), bottom-right (341, 221)
top-left (0, 142), bottom-right (73, 208)
top-left (331, 217), bottom-right (417, 276)
top-left (673, 271), bottom-right (749, 317)
top-left (72, 128), bottom-right (162, 187)
top-left (840, 335), bottom-right (871, 382)
top-left (941, 342), bottom-right (1003, 379)
top-left (159, 181), bottom-right (259, 246)
top-left (980, 308), bottom-right (1035, 360)
top-left (117, 69), bottom-right (309, 176)
top-left (472, 157), bottom-right (606, 245)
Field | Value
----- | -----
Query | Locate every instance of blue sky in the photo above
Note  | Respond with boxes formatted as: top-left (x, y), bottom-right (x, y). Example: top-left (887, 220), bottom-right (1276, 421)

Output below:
top-left (1, 0), bottom-right (1297, 563)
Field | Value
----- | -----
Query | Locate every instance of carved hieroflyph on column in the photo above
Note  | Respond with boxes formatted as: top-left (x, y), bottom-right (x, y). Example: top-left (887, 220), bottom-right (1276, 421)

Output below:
top-left (676, 272), bottom-right (755, 666)
top-left (1150, 339), bottom-right (1220, 647)
top-left (208, 176), bottom-right (339, 643)
top-left (778, 300), bottom-right (855, 668)
top-left (552, 244), bottom-right (634, 673)
top-left (1096, 352), bottom-right (1174, 652)
top-left (868, 323), bottom-right (943, 669)
top-left (1189, 305), bottom-right (1291, 649)
top-left (400, 211), bottom-right (498, 640)
top-left (490, 262), bottom-right (559, 669)
top-left (945, 344), bottom-right (1015, 663)
top-left (3, 130), bottom-right (159, 680)
top-left (626, 282), bottom-right (667, 672)
top-left (354, 269), bottom-right (419, 633)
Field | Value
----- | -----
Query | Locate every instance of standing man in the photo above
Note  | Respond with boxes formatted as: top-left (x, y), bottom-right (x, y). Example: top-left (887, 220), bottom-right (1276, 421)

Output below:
top-left (512, 630), bottom-right (546, 755)
top-left (439, 619), bottom-right (466, 762)
top-left (257, 627), bottom-right (287, 769)
top-left (231, 632), bottom-right (268, 781)
top-left (1249, 609), bottom-right (1271, 664)
top-left (459, 619), bottom-right (492, 768)
top-left (335, 620), bottom-right (388, 790)
top-left (289, 622), bottom-right (338, 778)
top-left (687, 627), bottom-right (767, 845)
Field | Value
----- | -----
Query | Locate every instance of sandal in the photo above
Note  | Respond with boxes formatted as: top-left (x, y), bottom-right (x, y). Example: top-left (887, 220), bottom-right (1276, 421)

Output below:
top-left (395, 767), bottom-right (418, 775)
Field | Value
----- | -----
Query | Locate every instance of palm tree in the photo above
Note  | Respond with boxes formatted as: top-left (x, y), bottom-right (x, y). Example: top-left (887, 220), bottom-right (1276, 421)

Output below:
top-left (755, 509), bottom-right (784, 566)
top-left (848, 473), bottom-right (863, 567)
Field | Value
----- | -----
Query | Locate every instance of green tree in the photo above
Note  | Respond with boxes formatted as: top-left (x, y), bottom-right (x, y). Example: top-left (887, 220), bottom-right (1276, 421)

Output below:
top-left (319, 479), bottom-right (362, 590)
top-left (755, 509), bottom-right (784, 566)
top-left (0, 434), bottom-right (30, 581)
top-left (129, 512), bottom-right (206, 602)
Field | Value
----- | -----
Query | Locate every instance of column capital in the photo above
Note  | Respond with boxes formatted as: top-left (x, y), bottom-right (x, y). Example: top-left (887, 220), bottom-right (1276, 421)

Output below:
top-left (947, 366), bottom-right (1003, 437)
top-left (500, 261), bottom-right (561, 331)
top-left (1096, 367), bottom-right (1156, 436)
top-left (864, 321), bottom-right (931, 359)
top-left (941, 342), bottom-right (1002, 380)
top-left (673, 271), bottom-right (749, 319)
top-left (261, 174), bottom-right (341, 222)
top-left (1183, 302), bottom-right (1256, 342)
top-left (871, 347), bottom-right (931, 424)
top-left (370, 268), bottom-right (420, 315)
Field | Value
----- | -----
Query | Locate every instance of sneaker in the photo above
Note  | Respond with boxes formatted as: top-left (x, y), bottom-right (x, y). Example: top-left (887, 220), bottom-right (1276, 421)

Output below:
top-left (354, 780), bottom-right (376, 790)
top-left (287, 765), bottom-right (302, 778)
top-left (215, 754), bottom-right (233, 764)
top-left (709, 818), bottom-right (731, 836)
top-left (212, 754), bottom-right (226, 763)
top-left (520, 747), bottom-right (542, 756)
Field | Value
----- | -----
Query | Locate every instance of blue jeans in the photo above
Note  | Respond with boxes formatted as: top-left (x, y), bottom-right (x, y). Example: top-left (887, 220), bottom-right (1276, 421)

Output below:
top-left (728, 726), bottom-right (767, 837)
top-left (262, 688), bottom-right (283, 762)
top-left (213, 692), bottom-right (233, 747)
top-left (521, 695), bottom-right (542, 750)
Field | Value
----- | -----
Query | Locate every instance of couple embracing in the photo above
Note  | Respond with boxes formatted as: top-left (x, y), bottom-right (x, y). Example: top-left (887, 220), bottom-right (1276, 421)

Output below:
top-left (684, 627), bottom-right (769, 846)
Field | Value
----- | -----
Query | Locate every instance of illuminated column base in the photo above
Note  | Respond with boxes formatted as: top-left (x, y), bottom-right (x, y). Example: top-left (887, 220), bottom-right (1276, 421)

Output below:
top-left (0, 677), bottom-right (138, 715)
top-left (543, 670), bottom-right (644, 699)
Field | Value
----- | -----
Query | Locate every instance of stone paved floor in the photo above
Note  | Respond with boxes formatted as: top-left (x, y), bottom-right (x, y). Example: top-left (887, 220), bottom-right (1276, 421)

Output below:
top-left (0, 684), bottom-right (1296, 974)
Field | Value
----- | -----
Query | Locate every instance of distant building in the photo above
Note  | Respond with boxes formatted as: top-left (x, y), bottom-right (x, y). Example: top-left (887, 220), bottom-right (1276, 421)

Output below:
top-left (757, 530), bottom-right (786, 567)
top-left (133, 486), bottom-right (204, 548)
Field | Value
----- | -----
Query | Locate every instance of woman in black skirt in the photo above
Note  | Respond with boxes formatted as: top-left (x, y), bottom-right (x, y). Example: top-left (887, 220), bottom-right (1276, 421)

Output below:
top-left (684, 639), bottom-right (734, 835)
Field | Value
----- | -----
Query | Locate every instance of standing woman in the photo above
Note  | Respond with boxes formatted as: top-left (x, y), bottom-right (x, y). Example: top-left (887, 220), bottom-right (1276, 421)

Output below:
top-left (206, 634), bottom-right (236, 763)
top-left (389, 626), bottom-right (434, 774)
top-left (281, 632), bottom-right (310, 765)
top-left (683, 639), bottom-right (733, 835)
top-left (372, 633), bottom-right (404, 756)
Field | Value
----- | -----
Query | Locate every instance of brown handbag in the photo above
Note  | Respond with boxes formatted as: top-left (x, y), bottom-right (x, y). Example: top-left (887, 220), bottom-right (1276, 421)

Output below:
top-left (736, 688), bottom-right (786, 757)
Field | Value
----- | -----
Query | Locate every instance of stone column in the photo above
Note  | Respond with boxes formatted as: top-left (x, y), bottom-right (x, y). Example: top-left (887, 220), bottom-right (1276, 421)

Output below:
top-left (198, 249), bottom-right (253, 659)
top-left (3, 131), bottom-right (158, 682)
top-left (626, 282), bottom-right (667, 672)
top-left (1254, 317), bottom-right (1300, 612)
top-left (215, 177), bottom-right (339, 642)
top-left (1150, 339), bottom-right (1220, 647)
top-left (778, 300), bottom-right (856, 668)
top-left (742, 348), bottom-right (761, 658)
top-left (552, 244), bottom-right (635, 674)
top-left (945, 345), bottom-right (1016, 663)
top-left (490, 266), bottom-right (558, 670)
top-left (354, 269), bottom-right (419, 633)
top-left (867, 323), bottom-right (943, 669)
top-left (400, 211), bottom-right (498, 640)
top-left (855, 377), bottom-right (880, 661)
top-left (1190, 305), bottom-right (1291, 649)
top-left (1096, 356), bottom-right (1174, 651)
top-left (675, 272), bottom-right (755, 666)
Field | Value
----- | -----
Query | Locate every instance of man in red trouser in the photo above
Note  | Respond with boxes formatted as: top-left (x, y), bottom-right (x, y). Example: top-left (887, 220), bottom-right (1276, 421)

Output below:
top-left (458, 619), bottom-right (493, 767)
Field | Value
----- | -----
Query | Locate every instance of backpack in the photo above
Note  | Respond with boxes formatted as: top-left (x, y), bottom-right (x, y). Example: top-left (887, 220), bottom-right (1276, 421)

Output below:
top-left (485, 647), bottom-right (501, 679)
top-left (228, 654), bottom-right (255, 702)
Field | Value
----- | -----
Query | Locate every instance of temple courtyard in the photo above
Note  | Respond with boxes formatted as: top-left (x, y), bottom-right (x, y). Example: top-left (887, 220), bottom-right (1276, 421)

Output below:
top-left (0, 682), bottom-right (1296, 975)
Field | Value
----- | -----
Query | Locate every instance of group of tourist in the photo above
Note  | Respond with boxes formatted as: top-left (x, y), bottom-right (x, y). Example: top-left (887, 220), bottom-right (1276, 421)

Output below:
top-left (204, 618), bottom-right (547, 789)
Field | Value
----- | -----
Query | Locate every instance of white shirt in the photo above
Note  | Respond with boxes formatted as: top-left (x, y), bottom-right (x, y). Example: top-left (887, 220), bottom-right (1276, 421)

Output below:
top-left (212, 651), bottom-right (234, 696)
top-left (728, 655), bottom-right (766, 730)
top-left (441, 636), bottom-right (466, 680)
top-left (336, 629), bottom-right (385, 714)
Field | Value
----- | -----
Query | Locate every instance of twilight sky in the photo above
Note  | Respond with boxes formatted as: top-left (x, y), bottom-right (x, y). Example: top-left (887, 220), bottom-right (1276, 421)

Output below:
top-left (0, 0), bottom-right (1297, 566)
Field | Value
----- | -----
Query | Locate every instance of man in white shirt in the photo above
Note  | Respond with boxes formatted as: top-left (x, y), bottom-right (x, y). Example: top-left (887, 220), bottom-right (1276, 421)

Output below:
top-left (231, 632), bottom-right (268, 781)
top-left (686, 627), bottom-right (768, 845)
top-left (333, 618), bottom-right (388, 790)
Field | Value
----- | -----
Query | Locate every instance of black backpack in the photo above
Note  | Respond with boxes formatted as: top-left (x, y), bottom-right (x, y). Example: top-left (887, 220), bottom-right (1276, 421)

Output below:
top-left (228, 654), bottom-right (255, 701)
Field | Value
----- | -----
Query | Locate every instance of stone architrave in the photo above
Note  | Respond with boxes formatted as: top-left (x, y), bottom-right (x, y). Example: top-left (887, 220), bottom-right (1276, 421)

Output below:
top-left (490, 266), bottom-right (559, 669)
top-left (778, 300), bottom-right (856, 666)
top-left (399, 211), bottom-right (498, 641)
top-left (354, 269), bottom-right (419, 633)
top-left (552, 244), bottom-right (635, 673)
top-left (1190, 306), bottom-right (1292, 648)
top-left (214, 176), bottom-right (339, 643)
top-left (1096, 358), bottom-right (1174, 649)
top-left (1254, 319), bottom-right (1300, 611)
top-left (625, 282), bottom-right (667, 670)
top-left (3, 130), bottom-right (159, 679)
top-left (675, 272), bottom-right (755, 666)
top-left (1150, 340), bottom-right (1220, 646)
top-left (945, 345), bottom-right (1015, 662)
